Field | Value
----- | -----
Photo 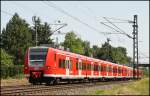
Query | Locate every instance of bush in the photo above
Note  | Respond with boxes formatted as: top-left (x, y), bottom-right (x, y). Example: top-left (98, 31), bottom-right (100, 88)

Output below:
top-left (1, 65), bottom-right (24, 79)
top-left (1, 48), bottom-right (14, 67)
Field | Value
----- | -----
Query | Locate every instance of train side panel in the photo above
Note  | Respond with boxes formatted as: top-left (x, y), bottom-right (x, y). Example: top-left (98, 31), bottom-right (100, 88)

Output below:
top-left (44, 48), bottom-right (55, 76)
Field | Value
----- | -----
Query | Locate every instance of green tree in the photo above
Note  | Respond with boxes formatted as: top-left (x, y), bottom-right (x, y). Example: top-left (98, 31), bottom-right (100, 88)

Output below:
top-left (63, 32), bottom-right (84, 54)
top-left (92, 41), bottom-right (131, 64)
top-left (31, 16), bottom-right (53, 46)
top-left (1, 48), bottom-right (14, 67)
top-left (1, 13), bottom-right (32, 65)
top-left (82, 41), bottom-right (92, 56)
top-left (111, 47), bottom-right (129, 64)
top-left (92, 45), bottom-right (100, 58)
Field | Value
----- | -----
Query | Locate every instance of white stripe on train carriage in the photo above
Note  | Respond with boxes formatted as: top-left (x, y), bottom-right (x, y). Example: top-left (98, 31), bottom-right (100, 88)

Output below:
top-left (44, 74), bottom-right (86, 79)
top-left (44, 74), bottom-right (132, 79)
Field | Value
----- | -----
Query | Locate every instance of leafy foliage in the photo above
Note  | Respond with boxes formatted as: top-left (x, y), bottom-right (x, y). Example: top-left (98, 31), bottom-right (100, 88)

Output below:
top-left (63, 32), bottom-right (84, 54)
top-left (82, 41), bottom-right (92, 56)
top-left (1, 65), bottom-right (23, 79)
top-left (31, 16), bottom-right (53, 46)
top-left (1, 48), bottom-right (14, 67)
top-left (1, 13), bottom-right (32, 65)
top-left (89, 42), bottom-right (132, 64)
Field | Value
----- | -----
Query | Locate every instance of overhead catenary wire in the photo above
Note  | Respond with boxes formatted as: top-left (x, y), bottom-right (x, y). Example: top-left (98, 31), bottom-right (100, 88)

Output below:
top-left (103, 17), bottom-right (128, 34)
top-left (103, 17), bottom-right (133, 39)
top-left (102, 16), bottom-right (133, 23)
top-left (42, 1), bottom-right (111, 37)
top-left (100, 22), bottom-right (121, 33)
top-left (83, 5), bottom-right (99, 24)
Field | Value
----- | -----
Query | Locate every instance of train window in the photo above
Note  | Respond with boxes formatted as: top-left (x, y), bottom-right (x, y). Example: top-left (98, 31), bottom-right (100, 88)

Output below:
top-left (96, 65), bottom-right (99, 71)
top-left (70, 60), bottom-right (72, 70)
top-left (87, 64), bottom-right (89, 70)
top-left (94, 65), bottom-right (96, 71)
top-left (87, 64), bottom-right (91, 70)
top-left (54, 52), bottom-right (56, 61)
top-left (67, 60), bottom-right (70, 69)
top-left (124, 69), bottom-right (127, 74)
top-left (91, 64), bottom-right (94, 71)
top-left (65, 60), bottom-right (68, 69)
top-left (108, 66), bottom-right (112, 72)
top-left (104, 66), bottom-right (106, 72)
top-left (101, 66), bottom-right (106, 72)
top-left (113, 67), bottom-right (117, 73)
top-left (82, 63), bottom-right (86, 70)
top-left (59, 59), bottom-right (62, 68)
top-left (101, 66), bottom-right (103, 72)
top-left (98, 65), bottom-right (101, 71)
top-left (29, 48), bottom-right (48, 60)
top-left (94, 65), bottom-right (98, 71)
top-left (106, 66), bottom-right (109, 72)
top-left (122, 69), bottom-right (124, 74)
top-left (76, 62), bottom-right (78, 70)
top-left (118, 67), bottom-right (121, 73)
top-left (62, 60), bottom-right (65, 68)
top-left (59, 59), bottom-right (65, 68)
top-left (84, 63), bottom-right (87, 70)
top-left (82, 63), bottom-right (84, 70)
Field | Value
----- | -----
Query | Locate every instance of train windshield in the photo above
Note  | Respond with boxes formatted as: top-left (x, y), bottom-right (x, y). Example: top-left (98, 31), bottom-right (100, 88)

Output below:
top-left (29, 48), bottom-right (48, 67)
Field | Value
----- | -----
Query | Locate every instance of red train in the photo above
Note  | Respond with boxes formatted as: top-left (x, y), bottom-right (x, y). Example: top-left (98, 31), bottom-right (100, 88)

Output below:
top-left (24, 47), bottom-right (143, 85)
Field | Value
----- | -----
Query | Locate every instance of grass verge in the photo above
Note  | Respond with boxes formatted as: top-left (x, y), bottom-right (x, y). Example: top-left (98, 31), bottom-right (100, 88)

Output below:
top-left (93, 78), bottom-right (149, 95)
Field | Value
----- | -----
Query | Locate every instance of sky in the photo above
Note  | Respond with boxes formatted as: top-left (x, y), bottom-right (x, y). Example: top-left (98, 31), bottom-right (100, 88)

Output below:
top-left (1, 1), bottom-right (149, 63)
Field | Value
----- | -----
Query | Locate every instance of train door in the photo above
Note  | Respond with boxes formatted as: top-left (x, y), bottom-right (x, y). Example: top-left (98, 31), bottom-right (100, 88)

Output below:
top-left (91, 62), bottom-right (94, 76)
top-left (78, 59), bottom-right (82, 77)
top-left (65, 57), bottom-right (70, 76)
top-left (99, 63), bottom-right (101, 76)
top-left (106, 64), bottom-right (108, 76)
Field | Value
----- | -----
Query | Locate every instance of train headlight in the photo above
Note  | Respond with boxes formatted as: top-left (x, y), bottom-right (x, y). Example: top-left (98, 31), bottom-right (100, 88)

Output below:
top-left (45, 66), bottom-right (50, 70)
top-left (24, 66), bottom-right (28, 70)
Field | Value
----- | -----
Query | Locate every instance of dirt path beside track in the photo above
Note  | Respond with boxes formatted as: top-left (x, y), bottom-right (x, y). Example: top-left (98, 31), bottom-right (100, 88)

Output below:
top-left (1, 78), bottom-right (29, 87)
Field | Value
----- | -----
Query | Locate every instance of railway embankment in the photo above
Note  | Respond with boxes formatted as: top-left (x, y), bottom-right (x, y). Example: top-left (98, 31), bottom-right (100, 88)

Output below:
top-left (93, 78), bottom-right (149, 95)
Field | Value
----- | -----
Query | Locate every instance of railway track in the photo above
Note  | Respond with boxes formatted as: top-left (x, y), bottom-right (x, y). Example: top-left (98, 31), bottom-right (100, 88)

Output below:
top-left (1, 80), bottom-right (132, 95)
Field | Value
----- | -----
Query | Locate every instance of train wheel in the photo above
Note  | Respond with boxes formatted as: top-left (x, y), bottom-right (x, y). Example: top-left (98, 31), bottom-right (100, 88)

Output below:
top-left (54, 78), bottom-right (60, 85)
top-left (45, 82), bottom-right (50, 86)
top-left (45, 80), bottom-right (54, 86)
top-left (68, 80), bottom-right (72, 84)
top-left (89, 79), bottom-right (94, 83)
top-left (32, 80), bottom-right (38, 85)
top-left (102, 77), bottom-right (105, 81)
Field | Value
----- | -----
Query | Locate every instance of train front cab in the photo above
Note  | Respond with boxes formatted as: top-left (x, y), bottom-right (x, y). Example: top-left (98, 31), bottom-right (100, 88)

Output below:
top-left (24, 47), bottom-right (50, 84)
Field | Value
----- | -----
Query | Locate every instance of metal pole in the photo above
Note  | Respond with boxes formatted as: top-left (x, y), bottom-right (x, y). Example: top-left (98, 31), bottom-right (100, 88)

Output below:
top-left (136, 15), bottom-right (139, 79)
top-left (132, 15), bottom-right (138, 79)
top-left (56, 37), bottom-right (58, 48)
top-left (35, 23), bottom-right (38, 46)
top-left (32, 16), bottom-right (38, 46)
top-left (133, 18), bottom-right (135, 79)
